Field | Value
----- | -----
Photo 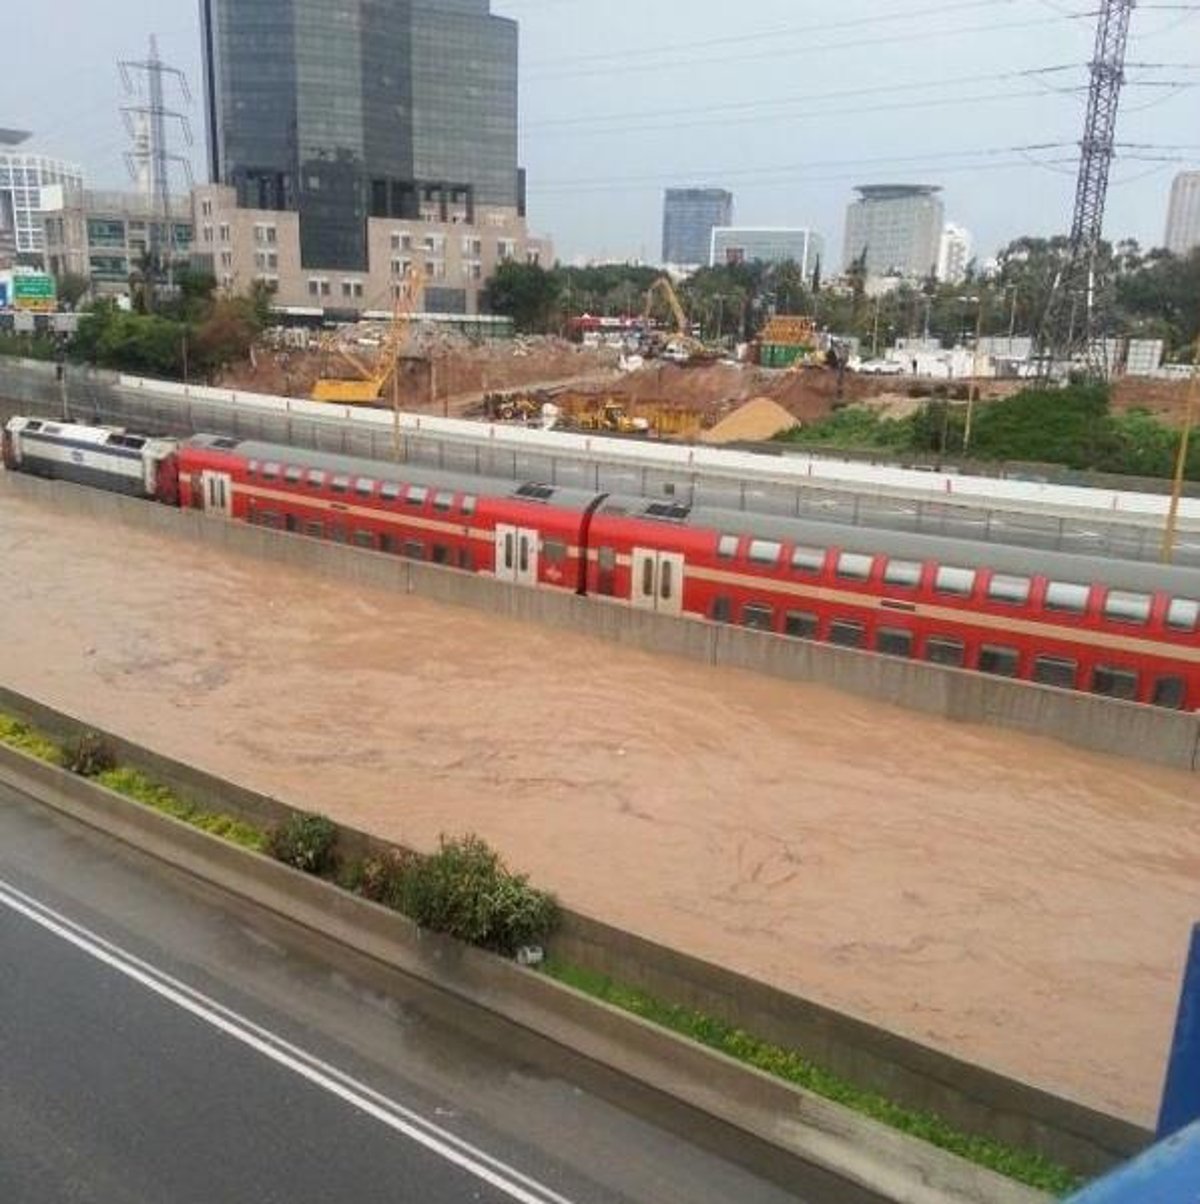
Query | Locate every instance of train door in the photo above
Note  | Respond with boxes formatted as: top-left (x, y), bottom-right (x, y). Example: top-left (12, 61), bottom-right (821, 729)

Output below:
top-left (200, 471), bottom-right (232, 517)
top-left (495, 525), bottom-right (539, 586)
top-left (631, 549), bottom-right (685, 616)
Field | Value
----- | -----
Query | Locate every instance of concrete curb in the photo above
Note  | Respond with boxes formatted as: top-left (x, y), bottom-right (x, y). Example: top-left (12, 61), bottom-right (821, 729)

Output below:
top-left (0, 742), bottom-right (1049, 1204)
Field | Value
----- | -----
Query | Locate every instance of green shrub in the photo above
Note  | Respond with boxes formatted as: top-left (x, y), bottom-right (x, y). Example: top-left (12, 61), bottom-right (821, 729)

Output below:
top-left (267, 812), bottom-right (339, 876)
top-left (358, 850), bottom-right (418, 909)
top-left (67, 731), bottom-right (117, 778)
top-left (402, 834), bottom-right (559, 956)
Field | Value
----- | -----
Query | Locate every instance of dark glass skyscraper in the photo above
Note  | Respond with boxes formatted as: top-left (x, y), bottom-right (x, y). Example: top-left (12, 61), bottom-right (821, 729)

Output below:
top-left (200, 0), bottom-right (519, 271)
top-left (661, 188), bottom-right (733, 268)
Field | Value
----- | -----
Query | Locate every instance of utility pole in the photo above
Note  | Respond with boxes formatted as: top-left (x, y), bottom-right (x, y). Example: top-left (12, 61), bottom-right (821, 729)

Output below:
top-left (120, 36), bottom-right (194, 308)
top-left (1039, 0), bottom-right (1136, 379)
top-left (964, 297), bottom-right (987, 454)
top-left (1160, 329), bottom-right (1199, 564)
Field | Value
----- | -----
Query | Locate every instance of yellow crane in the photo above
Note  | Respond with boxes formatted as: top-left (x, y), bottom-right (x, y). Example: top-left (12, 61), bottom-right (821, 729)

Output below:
top-left (312, 268), bottom-right (424, 405)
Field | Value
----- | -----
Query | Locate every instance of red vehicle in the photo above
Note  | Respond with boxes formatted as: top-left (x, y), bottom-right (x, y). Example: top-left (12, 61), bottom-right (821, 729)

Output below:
top-left (7, 420), bottom-right (1200, 711)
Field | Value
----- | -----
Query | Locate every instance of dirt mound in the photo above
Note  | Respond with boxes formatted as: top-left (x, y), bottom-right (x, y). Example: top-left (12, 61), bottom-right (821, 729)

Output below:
top-left (701, 397), bottom-right (799, 444)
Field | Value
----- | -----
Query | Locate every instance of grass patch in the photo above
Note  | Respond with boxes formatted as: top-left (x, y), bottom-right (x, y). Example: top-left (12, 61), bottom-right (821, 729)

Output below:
top-left (546, 962), bottom-right (1081, 1197)
top-left (95, 766), bottom-right (266, 851)
top-left (0, 710), bottom-right (265, 852)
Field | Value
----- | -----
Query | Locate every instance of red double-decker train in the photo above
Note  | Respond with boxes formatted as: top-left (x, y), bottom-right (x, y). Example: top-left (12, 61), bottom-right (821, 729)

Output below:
top-left (6, 416), bottom-right (1199, 711)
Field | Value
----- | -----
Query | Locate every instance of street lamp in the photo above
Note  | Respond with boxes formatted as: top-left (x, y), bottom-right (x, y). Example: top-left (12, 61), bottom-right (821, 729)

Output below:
top-left (962, 295), bottom-right (986, 455)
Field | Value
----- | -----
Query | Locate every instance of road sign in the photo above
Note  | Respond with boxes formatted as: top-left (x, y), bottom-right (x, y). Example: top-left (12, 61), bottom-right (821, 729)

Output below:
top-left (12, 273), bottom-right (56, 312)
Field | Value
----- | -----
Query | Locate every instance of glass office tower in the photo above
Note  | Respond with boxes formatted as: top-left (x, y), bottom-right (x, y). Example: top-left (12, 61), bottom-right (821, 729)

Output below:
top-left (200, 0), bottom-right (519, 271)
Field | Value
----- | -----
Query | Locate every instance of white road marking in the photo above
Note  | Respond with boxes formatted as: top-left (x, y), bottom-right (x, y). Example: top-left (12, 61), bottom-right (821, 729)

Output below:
top-left (0, 876), bottom-right (578, 1204)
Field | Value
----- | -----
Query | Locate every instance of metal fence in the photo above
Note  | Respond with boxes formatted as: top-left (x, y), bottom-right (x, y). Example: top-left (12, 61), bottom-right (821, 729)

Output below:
top-left (2, 360), bottom-right (1197, 570)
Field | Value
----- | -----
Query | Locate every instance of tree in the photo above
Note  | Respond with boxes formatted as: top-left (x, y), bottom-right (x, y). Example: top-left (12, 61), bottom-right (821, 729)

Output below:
top-left (55, 273), bottom-right (91, 310)
top-left (482, 261), bottom-right (562, 333)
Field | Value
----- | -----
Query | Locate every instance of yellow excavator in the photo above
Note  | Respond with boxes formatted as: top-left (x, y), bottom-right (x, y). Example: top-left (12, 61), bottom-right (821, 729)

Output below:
top-left (312, 268), bottom-right (424, 405)
top-left (642, 276), bottom-right (708, 362)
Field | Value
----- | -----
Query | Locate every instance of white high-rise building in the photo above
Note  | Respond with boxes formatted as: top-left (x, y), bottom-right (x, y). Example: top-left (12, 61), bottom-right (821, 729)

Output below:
top-left (843, 184), bottom-right (944, 283)
top-left (1164, 171), bottom-right (1200, 256)
top-left (937, 223), bottom-right (973, 284)
top-left (0, 128), bottom-right (84, 262)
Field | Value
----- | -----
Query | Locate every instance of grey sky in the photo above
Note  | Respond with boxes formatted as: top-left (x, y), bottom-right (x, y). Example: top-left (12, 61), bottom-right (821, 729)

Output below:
top-left (5, 0), bottom-right (1198, 265)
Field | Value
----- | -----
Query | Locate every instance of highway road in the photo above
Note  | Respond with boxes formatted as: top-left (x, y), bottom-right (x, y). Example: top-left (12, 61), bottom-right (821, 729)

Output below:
top-left (0, 784), bottom-right (875, 1204)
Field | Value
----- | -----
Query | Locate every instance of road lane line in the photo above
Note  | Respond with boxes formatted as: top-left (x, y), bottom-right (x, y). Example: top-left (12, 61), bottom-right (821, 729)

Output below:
top-left (0, 876), bottom-right (579, 1204)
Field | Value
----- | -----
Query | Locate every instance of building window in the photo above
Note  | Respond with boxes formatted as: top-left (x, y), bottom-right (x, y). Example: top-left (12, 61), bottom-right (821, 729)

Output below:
top-left (201, 199), bottom-right (213, 217)
top-left (308, 279), bottom-right (319, 297)
top-left (219, 223), bottom-right (230, 242)
top-left (497, 238), bottom-right (516, 260)
top-left (391, 231), bottom-right (412, 251)
top-left (422, 234), bottom-right (445, 254)
top-left (220, 251), bottom-right (233, 268)
top-left (202, 224), bottom-right (213, 244)
top-left (462, 236), bottom-right (482, 256)
top-left (468, 261), bottom-right (483, 281)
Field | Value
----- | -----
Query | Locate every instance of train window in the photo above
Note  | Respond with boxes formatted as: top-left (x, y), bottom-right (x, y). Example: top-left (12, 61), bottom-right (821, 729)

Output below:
top-left (1092, 665), bottom-right (1139, 702)
top-left (836, 552), bottom-right (873, 582)
top-left (717, 534), bottom-right (739, 560)
top-left (1104, 590), bottom-right (1151, 625)
top-left (401, 540), bottom-right (424, 560)
top-left (791, 546), bottom-right (826, 575)
top-left (434, 491), bottom-right (454, 512)
top-left (284, 466), bottom-right (302, 485)
top-left (544, 539), bottom-right (567, 563)
top-left (748, 539), bottom-right (782, 567)
top-left (381, 535), bottom-right (398, 554)
top-left (462, 495), bottom-right (477, 516)
top-left (925, 637), bottom-right (965, 667)
top-left (784, 611), bottom-right (819, 640)
top-left (353, 531), bottom-right (376, 550)
top-left (711, 596), bottom-right (733, 623)
top-left (1033, 656), bottom-right (1078, 690)
top-left (828, 619), bottom-right (865, 649)
top-left (331, 527), bottom-right (348, 544)
top-left (247, 460), bottom-right (258, 477)
top-left (257, 511), bottom-right (281, 529)
top-left (1168, 598), bottom-right (1200, 632)
top-left (1153, 676), bottom-right (1187, 710)
top-left (380, 482), bottom-right (401, 502)
top-left (987, 574), bottom-right (1031, 605)
top-left (1044, 581), bottom-right (1090, 614)
top-left (261, 462), bottom-right (281, 480)
top-left (432, 544), bottom-right (450, 565)
top-left (742, 603), bottom-right (774, 631)
top-left (355, 478), bottom-right (375, 497)
top-left (330, 475), bottom-right (350, 494)
top-left (640, 557), bottom-right (654, 597)
top-left (459, 548), bottom-right (473, 571)
top-left (305, 521), bottom-right (325, 538)
top-left (306, 470), bottom-right (325, 489)
top-left (876, 628), bottom-right (914, 658)
top-left (935, 566), bottom-right (976, 597)
top-left (978, 645), bottom-right (1020, 677)
top-left (598, 546), bottom-right (616, 571)
top-left (884, 559), bottom-right (922, 589)
top-left (660, 560), bottom-right (674, 600)
top-left (406, 485), bottom-right (428, 507)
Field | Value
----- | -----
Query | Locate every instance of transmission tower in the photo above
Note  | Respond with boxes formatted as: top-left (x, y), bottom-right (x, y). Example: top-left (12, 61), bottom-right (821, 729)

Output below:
top-left (120, 35), bottom-right (193, 299)
top-left (1040, 0), bottom-right (1136, 378)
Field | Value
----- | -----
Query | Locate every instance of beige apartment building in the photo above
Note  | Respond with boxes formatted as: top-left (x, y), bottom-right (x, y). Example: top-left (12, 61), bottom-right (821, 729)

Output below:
top-left (190, 184), bottom-right (549, 318)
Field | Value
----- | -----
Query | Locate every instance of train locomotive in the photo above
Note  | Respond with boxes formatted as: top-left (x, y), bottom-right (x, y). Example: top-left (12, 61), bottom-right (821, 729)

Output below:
top-left (5, 415), bottom-right (1199, 712)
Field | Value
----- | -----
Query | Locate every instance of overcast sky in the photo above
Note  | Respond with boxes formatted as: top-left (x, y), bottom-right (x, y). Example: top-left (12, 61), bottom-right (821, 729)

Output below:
top-left (5, 0), bottom-right (1198, 265)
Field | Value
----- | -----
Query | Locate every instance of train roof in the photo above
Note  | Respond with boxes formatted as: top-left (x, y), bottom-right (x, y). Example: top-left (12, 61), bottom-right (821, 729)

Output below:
top-left (185, 435), bottom-right (607, 512)
top-left (598, 495), bottom-right (1200, 596)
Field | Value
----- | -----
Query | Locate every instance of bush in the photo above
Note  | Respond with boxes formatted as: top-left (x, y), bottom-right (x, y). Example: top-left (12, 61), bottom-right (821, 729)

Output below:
top-left (358, 850), bottom-right (418, 909)
top-left (67, 731), bottom-right (117, 778)
top-left (402, 834), bottom-right (559, 956)
top-left (266, 812), bottom-right (339, 876)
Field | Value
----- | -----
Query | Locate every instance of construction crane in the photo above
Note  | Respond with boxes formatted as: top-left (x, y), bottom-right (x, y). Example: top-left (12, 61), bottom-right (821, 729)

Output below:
top-left (312, 268), bottom-right (424, 405)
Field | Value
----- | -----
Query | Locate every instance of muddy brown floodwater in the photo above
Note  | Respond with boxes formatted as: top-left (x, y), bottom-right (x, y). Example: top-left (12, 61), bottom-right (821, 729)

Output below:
top-left (1, 494), bottom-right (1197, 1124)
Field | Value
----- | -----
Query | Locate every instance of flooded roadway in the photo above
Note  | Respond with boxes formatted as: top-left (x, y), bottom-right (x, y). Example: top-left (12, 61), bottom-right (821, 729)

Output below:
top-left (1, 492), bottom-right (1197, 1125)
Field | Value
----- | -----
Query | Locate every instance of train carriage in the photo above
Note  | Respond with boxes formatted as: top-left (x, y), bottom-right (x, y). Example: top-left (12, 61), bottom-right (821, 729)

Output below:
top-left (587, 496), bottom-right (1200, 710)
top-left (176, 437), bottom-right (604, 592)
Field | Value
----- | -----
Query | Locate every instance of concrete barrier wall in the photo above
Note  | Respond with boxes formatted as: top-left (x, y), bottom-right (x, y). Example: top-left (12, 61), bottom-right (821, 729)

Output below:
top-left (0, 673), bottom-right (1149, 1178)
top-left (0, 736), bottom-right (1048, 1204)
top-left (3, 470), bottom-right (1197, 773)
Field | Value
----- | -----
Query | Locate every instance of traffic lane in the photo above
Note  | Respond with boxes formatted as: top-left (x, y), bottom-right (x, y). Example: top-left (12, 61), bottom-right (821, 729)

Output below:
top-left (0, 899), bottom-right (537, 1204)
top-left (0, 789), bottom-right (838, 1204)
